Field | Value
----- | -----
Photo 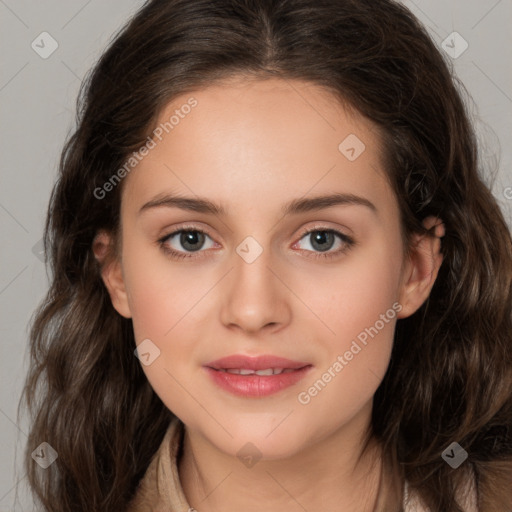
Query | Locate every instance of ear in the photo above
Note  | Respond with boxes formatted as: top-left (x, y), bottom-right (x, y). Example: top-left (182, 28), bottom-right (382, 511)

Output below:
top-left (92, 230), bottom-right (132, 319)
top-left (397, 216), bottom-right (445, 319)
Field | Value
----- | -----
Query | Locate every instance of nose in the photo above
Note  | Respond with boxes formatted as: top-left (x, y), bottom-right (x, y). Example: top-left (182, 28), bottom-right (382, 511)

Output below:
top-left (219, 244), bottom-right (291, 335)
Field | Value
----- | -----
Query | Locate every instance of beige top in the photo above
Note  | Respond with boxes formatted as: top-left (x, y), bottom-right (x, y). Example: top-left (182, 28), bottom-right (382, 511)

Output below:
top-left (126, 416), bottom-right (478, 512)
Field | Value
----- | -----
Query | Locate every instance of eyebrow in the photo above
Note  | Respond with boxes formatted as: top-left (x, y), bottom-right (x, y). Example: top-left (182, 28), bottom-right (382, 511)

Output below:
top-left (138, 192), bottom-right (377, 217)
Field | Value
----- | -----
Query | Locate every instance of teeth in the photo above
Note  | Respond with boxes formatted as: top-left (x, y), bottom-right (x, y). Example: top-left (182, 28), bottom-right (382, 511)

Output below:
top-left (220, 368), bottom-right (293, 375)
top-left (256, 368), bottom-right (276, 376)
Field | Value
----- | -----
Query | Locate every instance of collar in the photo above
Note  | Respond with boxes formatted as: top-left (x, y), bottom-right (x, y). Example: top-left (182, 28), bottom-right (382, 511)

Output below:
top-left (126, 415), bottom-right (191, 511)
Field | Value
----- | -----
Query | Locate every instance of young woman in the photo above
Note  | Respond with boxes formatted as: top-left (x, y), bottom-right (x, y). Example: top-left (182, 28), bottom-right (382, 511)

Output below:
top-left (19, 0), bottom-right (512, 510)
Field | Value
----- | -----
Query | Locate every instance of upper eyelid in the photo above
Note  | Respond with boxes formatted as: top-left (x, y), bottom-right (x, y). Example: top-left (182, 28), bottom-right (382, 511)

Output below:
top-left (162, 222), bottom-right (351, 238)
top-left (299, 223), bottom-right (353, 237)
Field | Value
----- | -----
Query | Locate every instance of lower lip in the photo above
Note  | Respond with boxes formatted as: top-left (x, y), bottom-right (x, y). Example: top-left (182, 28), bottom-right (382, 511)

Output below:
top-left (203, 366), bottom-right (313, 398)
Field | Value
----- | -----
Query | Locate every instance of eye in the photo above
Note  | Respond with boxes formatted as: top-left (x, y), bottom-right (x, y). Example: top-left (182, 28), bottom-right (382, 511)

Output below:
top-left (157, 225), bottom-right (355, 261)
top-left (293, 227), bottom-right (355, 260)
top-left (158, 227), bottom-right (216, 260)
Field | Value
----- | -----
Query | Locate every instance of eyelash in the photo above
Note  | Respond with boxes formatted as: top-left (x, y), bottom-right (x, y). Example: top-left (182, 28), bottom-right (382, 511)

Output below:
top-left (157, 224), bottom-right (355, 261)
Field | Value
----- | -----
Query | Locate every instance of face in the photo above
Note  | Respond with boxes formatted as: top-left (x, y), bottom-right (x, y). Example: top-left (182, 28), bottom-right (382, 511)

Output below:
top-left (96, 76), bottom-right (441, 460)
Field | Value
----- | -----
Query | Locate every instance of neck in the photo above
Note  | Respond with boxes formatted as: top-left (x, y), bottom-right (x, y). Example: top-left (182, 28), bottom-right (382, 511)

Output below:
top-left (178, 405), bottom-right (388, 512)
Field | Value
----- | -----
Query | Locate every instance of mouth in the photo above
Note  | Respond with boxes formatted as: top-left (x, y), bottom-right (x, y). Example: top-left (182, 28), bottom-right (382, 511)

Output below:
top-left (203, 355), bottom-right (313, 397)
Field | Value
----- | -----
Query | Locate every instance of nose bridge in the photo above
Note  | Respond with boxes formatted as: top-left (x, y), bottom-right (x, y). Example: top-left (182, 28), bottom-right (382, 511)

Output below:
top-left (219, 234), bottom-right (289, 332)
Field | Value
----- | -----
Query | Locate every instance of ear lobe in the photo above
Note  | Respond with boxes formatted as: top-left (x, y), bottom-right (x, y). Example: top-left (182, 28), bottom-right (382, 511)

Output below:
top-left (397, 216), bottom-right (445, 319)
top-left (93, 230), bottom-right (132, 319)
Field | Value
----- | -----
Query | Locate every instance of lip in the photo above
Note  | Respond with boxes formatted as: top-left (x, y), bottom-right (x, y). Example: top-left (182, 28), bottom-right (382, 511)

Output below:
top-left (203, 354), bottom-right (313, 398)
top-left (205, 354), bottom-right (310, 371)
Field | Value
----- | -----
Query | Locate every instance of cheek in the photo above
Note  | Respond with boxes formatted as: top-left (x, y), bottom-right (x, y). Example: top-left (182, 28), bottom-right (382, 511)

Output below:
top-left (121, 244), bottom-right (202, 414)
top-left (307, 237), bottom-right (402, 340)
top-left (296, 237), bottom-right (402, 407)
top-left (121, 239), bottom-right (214, 405)
top-left (122, 240), bottom-right (205, 341)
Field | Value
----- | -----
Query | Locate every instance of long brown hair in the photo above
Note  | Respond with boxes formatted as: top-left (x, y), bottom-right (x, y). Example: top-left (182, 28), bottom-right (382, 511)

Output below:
top-left (18, 0), bottom-right (512, 510)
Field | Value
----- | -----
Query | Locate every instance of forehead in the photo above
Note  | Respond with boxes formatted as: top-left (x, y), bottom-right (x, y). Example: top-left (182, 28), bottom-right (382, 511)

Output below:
top-left (121, 77), bottom-right (392, 218)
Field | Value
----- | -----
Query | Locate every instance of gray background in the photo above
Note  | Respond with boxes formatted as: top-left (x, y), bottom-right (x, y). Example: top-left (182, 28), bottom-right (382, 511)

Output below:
top-left (0, 0), bottom-right (511, 509)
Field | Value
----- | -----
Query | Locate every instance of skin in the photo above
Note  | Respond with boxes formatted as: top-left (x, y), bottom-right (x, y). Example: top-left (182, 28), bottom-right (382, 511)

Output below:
top-left (93, 76), bottom-right (444, 512)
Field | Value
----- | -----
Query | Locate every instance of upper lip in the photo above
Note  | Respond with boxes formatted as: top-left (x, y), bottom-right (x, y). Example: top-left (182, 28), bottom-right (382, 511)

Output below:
top-left (205, 354), bottom-right (311, 371)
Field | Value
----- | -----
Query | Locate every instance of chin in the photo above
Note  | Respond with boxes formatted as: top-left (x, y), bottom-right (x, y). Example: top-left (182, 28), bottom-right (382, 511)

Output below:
top-left (210, 420), bottom-right (310, 461)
